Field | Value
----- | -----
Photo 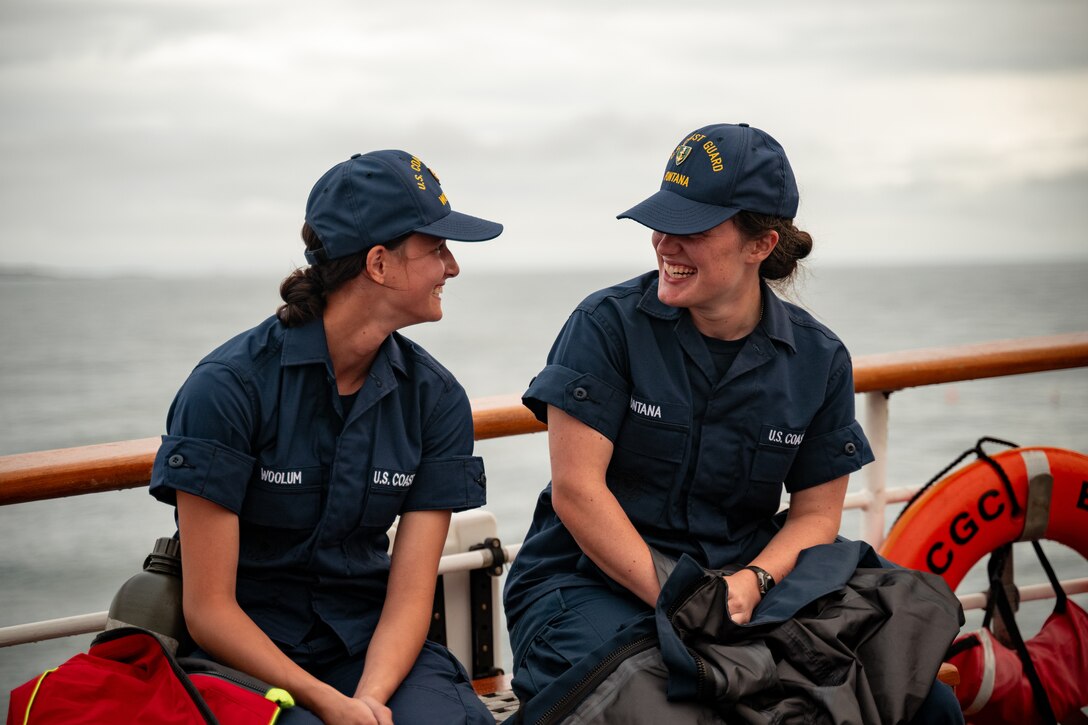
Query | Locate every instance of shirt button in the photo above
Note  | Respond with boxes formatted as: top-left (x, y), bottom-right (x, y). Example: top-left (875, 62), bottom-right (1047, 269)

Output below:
top-left (476, 473), bottom-right (487, 487)
top-left (844, 442), bottom-right (857, 455)
top-left (572, 387), bottom-right (588, 401)
top-left (374, 378), bottom-right (382, 388)
top-left (167, 454), bottom-right (185, 468)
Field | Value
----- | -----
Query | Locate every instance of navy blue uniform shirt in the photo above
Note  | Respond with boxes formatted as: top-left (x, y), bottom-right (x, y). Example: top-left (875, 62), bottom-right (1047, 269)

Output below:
top-left (504, 271), bottom-right (874, 624)
top-left (150, 315), bottom-right (486, 654)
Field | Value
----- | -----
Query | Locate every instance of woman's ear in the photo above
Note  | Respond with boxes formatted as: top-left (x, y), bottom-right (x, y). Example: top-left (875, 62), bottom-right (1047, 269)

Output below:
top-left (365, 245), bottom-right (387, 285)
top-left (747, 230), bottom-right (779, 263)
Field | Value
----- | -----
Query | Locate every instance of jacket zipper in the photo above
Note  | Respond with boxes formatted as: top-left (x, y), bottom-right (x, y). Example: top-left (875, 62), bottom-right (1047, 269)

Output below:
top-left (665, 576), bottom-right (712, 704)
top-left (687, 646), bottom-right (709, 702)
top-left (534, 633), bottom-right (657, 725)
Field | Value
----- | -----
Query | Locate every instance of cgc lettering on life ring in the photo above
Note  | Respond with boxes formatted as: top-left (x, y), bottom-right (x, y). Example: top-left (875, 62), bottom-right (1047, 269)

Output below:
top-left (880, 447), bottom-right (1088, 589)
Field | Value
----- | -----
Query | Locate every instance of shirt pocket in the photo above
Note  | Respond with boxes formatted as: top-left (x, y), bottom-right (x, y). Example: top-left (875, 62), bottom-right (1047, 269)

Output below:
top-left (749, 424), bottom-right (805, 484)
top-left (614, 415), bottom-right (688, 463)
top-left (750, 446), bottom-right (800, 484)
top-left (608, 416), bottom-right (689, 523)
top-left (238, 467), bottom-right (325, 563)
top-left (744, 425), bottom-right (805, 515)
top-left (361, 467), bottom-right (416, 530)
top-left (239, 470), bottom-right (325, 529)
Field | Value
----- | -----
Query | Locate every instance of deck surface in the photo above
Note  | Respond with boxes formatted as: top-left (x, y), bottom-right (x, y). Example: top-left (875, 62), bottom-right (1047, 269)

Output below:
top-left (473, 674), bottom-right (519, 718)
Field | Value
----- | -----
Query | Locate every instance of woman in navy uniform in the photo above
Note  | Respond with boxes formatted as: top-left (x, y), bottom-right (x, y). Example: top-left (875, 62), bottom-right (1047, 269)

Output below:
top-left (503, 123), bottom-right (962, 723)
top-left (150, 150), bottom-right (501, 725)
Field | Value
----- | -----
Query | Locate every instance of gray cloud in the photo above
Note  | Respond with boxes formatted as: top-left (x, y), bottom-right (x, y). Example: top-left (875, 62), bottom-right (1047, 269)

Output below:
top-left (1, 0), bottom-right (1086, 275)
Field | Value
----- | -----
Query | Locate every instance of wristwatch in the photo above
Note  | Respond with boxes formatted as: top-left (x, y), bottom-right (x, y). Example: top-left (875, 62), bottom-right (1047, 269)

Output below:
top-left (744, 565), bottom-right (776, 596)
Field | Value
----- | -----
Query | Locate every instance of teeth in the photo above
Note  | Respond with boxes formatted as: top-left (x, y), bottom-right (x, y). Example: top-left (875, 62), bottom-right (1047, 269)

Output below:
top-left (665, 263), bottom-right (696, 278)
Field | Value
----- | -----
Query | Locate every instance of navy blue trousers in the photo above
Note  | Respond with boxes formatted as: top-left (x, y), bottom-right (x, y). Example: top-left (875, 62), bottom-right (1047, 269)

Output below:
top-left (510, 586), bottom-right (963, 724)
top-left (191, 634), bottom-right (494, 724)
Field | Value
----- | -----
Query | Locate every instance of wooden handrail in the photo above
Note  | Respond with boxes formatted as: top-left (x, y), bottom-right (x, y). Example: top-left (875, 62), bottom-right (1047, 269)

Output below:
top-left (852, 332), bottom-right (1088, 393)
top-left (470, 394), bottom-right (546, 440)
top-left (0, 438), bottom-right (160, 506)
top-left (2, 333), bottom-right (1085, 507)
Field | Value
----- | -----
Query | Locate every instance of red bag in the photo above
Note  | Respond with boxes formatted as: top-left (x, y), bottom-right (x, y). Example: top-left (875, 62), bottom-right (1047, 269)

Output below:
top-left (7, 628), bottom-right (293, 725)
top-left (950, 601), bottom-right (1088, 724)
top-left (947, 543), bottom-right (1088, 724)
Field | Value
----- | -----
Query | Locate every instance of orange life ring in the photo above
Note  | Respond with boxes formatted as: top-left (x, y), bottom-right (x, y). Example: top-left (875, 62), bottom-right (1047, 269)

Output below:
top-left (880, 447), bottom-right (1088, 589)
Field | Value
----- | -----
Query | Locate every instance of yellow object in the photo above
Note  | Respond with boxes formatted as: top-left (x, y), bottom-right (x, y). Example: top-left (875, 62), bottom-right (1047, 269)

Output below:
top-left (264, 687), bottom-right (295, 707)
top-left (21, 668), bottom-right (58, 725)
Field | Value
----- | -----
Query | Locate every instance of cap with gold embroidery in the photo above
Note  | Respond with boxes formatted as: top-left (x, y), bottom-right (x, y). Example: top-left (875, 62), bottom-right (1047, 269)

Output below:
top-left (618, 123), bottom-right (798, 235)
top-left (304, 150), bottom-right (502, 264)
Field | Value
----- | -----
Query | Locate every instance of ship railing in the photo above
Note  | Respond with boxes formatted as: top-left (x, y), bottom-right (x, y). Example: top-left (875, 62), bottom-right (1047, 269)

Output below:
top-left (2, 332), bottom-right (1087, 654)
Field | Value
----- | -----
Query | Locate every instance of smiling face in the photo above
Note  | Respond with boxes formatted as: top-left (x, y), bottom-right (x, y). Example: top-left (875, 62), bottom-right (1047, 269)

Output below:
top-left (652, 219), bottom-right (753, 307)
top-left (386, 232), bottom-right (460, 325)
top-left (651, 218), bottom-right (776, 337)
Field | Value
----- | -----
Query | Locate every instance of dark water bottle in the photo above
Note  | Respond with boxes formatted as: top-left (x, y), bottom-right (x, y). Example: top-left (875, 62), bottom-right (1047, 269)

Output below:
top-left (106, 537), bottom-right (189, 654)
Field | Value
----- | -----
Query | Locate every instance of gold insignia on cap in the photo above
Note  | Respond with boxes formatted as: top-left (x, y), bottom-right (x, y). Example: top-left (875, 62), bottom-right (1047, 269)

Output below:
top-left (674, 145), bottom-right (692, 165)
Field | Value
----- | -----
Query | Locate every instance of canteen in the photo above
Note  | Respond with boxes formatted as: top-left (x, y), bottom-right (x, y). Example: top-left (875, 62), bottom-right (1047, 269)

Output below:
top-left (106, 537), bottom-right (190, 654)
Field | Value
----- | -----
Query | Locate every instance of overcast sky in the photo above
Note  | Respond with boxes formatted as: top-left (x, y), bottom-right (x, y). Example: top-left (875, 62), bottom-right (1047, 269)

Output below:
top-left (1, 0), bottom-right (1086, 276)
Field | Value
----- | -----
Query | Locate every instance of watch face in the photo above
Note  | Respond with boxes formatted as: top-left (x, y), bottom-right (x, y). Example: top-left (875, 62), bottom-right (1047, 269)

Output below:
top-left (747, 566), bottom-right (773, 595)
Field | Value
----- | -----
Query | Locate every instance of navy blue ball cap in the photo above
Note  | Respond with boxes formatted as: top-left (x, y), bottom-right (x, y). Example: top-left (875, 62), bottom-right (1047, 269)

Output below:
top-left (618, 123), bottom-right (799, 235)
top-left (304, 149), bottom-right (502, 264)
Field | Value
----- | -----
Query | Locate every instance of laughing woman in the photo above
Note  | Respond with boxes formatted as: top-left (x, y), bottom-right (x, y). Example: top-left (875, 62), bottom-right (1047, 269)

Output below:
top-left (503, 124), bottom-right (963, 723)
top-left (150, 151), bottom-right (501, 725)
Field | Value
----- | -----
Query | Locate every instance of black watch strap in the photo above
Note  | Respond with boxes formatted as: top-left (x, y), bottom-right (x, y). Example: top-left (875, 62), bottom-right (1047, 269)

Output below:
top-left (744, 565), bottom-right (776, 596)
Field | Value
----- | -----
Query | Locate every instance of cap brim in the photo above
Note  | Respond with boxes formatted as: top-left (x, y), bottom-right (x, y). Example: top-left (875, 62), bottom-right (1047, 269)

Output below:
top-left (617, 190), bottom-right (740, 235)
top-left (415, 210), bottom-right (503, 242)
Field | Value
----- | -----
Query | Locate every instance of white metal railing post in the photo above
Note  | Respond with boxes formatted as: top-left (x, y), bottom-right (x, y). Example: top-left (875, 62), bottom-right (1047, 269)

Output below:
top-left (862, 391), bottom-right (891, 546)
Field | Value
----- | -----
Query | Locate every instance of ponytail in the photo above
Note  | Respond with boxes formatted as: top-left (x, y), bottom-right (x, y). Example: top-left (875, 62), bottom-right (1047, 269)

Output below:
top-left (276, 223), bottom-right (367, 326)
top-left (732, 211), bottom-right (813, 284)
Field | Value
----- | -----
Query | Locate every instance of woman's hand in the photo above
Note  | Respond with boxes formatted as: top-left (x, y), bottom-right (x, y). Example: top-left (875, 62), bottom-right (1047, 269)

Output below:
top-left (721, 568), bottom-right (762, 625)
top-left (355, 695), bottom-right (394, 725)
top-left (724, 475), bottom-right (851, 625)
top-left (314, 691), bottom-right (393, 725)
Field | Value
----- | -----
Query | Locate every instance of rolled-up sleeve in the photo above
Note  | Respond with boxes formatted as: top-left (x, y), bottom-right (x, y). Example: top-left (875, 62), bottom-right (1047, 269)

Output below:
top-left (785, 350), bottom-right (874, 491)
top-left (409, 456), bottom-right (486, 512)
top-left (403, 383), bottom-right (486, 512)
top-left (522, 310), bottom-right (630, 441)
top-left (149, 362), bottom-right (257, 511)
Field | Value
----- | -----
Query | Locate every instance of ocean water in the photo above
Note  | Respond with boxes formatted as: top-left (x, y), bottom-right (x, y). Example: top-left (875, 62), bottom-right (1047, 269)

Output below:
top-left (1, 262), bottom-right (1087, 710)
